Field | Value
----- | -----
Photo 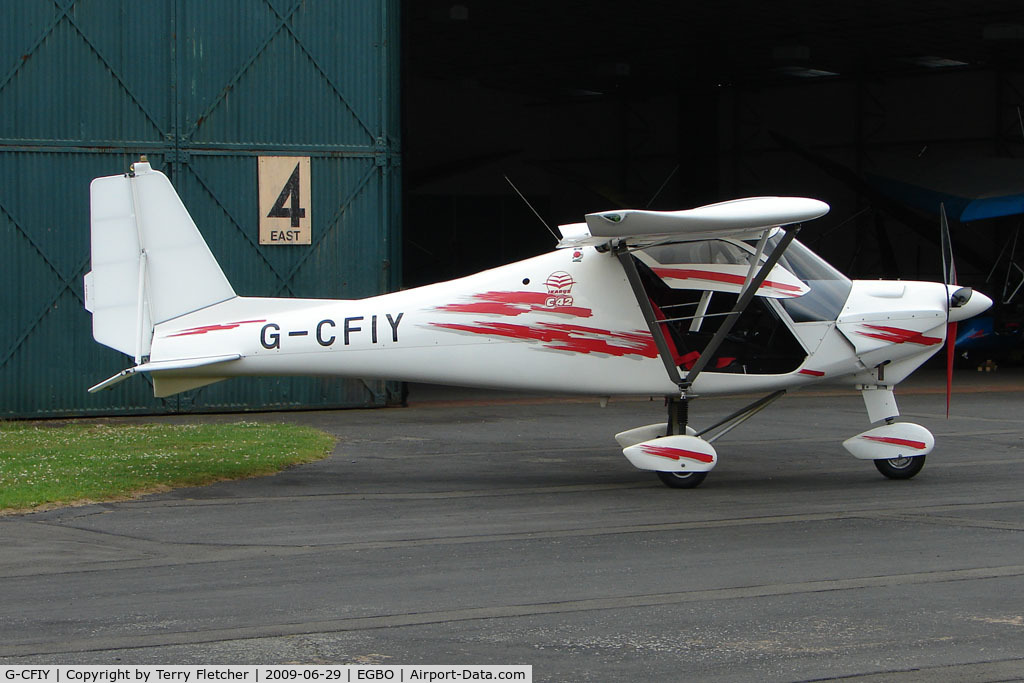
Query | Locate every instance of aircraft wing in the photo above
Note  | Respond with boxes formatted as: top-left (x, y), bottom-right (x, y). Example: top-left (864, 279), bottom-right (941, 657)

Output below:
top-left (557, 197), bottom-right (829, 248)
top-left (594, 197), bottom-right (829, 392)
top-left (867, 155), bottom-right (1024, 222)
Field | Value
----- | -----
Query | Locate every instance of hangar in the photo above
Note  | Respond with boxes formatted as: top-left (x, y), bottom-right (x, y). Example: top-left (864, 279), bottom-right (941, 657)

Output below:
top-left (2, 1), bottom-right (1022, 417)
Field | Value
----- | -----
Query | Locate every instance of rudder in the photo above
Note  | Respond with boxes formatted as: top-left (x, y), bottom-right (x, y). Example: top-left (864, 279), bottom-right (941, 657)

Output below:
top-left (84, 159), bottom-right (235, 361)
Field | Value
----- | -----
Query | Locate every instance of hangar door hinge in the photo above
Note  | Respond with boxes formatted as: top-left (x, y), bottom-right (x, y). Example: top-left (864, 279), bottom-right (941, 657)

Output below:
top-left (166, 148), bottom-right (191, 164)
top-left (374, 137), bottom-right (394, 167)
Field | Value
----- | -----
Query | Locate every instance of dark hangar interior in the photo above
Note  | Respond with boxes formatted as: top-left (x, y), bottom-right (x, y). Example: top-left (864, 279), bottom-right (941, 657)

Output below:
top-left (401, 0), bottom-right (1024, 342)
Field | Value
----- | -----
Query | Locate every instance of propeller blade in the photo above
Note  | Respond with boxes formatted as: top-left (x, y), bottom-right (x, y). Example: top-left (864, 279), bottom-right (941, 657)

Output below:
top-left (939, 203), bottom-right (956, 294)
top-left (939, 203), bottom-right (957, 418)
top-left (946, 321), bottom-right (957, 419)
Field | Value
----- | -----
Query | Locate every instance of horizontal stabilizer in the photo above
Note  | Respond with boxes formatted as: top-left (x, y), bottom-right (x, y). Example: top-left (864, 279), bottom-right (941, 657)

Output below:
top-left (88, 354), bottom-right (242, 393)
top-left (558, 197), bottom-right (829, 248)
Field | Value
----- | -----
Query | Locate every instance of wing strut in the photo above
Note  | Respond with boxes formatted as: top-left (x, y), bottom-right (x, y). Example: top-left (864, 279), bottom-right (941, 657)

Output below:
top-left (614, 241), bottom-right (683, 386)
top-left (613, 224), bottom-right (802, 395)
top-left (682, 225), bottom-right (801, 391)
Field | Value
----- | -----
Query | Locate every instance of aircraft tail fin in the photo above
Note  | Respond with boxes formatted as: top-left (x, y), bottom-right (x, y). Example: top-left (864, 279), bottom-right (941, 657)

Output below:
top-left (84, 160), bottom-right (235, 362)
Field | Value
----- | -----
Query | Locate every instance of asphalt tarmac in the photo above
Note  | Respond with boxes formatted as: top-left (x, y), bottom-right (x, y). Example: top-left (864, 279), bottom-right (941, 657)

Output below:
top-left (2, 370), bottom-right (1023, 681)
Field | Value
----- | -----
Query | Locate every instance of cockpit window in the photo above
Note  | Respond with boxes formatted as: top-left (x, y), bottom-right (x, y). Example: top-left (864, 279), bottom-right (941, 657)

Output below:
top-left (634, 254), bottom-right (808, 376)
top-left (645, 235), bottom-right (851, 325)
top-left (761, 236), bottom-right (852, 322)
top-left (645, 240), bottom-right (751, 266)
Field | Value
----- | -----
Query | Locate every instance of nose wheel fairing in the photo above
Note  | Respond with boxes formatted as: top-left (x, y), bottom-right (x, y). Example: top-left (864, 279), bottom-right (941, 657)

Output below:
top-left (842, 422), bottom-right (935, 461)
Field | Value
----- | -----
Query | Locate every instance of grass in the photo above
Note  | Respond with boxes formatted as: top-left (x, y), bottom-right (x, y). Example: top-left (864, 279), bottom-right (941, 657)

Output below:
top-left (0, 421), bottom-right (335, 513)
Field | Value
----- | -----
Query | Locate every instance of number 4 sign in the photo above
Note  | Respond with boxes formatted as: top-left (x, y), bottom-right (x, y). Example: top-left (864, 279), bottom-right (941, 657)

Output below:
top-left (259, 156), bottom-right (311, 245)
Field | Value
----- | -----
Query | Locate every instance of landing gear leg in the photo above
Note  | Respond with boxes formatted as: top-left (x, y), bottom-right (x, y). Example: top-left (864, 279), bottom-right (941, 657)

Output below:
top-left (657, 395), bottom-right (708, 489)
top-left (667, 394), bottom-right (688, 436)
top-left (844, 385), bottom-right (932, 480)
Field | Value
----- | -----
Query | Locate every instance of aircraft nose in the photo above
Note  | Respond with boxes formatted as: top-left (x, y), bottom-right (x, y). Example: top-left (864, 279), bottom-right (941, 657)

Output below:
top-left (947, 286), bottom-right (993, 323)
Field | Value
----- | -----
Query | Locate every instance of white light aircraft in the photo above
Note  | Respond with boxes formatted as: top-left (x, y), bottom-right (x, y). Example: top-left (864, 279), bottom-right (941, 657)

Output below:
top-left (84, 160), bottom-right (992, 488)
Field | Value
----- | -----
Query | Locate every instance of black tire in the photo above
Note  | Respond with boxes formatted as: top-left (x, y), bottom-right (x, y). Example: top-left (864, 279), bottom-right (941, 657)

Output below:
top-left (656, 470), bottom-right (708, 489)
top-left (874, 455), bottom-right (926, 480)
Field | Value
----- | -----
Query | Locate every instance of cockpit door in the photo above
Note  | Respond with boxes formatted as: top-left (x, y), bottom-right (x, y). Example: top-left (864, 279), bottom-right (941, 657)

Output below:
top-left (634, 242), bottom-right (809, 299)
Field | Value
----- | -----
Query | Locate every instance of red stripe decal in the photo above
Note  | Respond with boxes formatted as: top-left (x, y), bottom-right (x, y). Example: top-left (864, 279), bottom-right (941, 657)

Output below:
top-left (431, 320), bottom-right (742, 368)
top-left (430, 321), bottom-right (658, 358)
top-left (857, 325), bottom-right (942, 346)
top-left (674, 351), bottom-right (736, 370)
top-left (168, 319), bottom-right (266, 337)
top-left (799, 369), bottom-right (825, 376)
top-left (861, 435), bottom-right (927, 450)
top-left (652, 267), bottom-right (804, 294)
top-left (639, 444), bottom-right (715, 464)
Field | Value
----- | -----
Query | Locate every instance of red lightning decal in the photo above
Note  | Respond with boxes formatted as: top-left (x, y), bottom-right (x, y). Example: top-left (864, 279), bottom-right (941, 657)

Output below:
top-left (167, 320), bottom-right (266, 337)
top-left (856, 325), bottom-right (942, 346)
top-left (639, 444), bottom-right (715, 464)
top-left (861, 436), bottom-right (927, 450)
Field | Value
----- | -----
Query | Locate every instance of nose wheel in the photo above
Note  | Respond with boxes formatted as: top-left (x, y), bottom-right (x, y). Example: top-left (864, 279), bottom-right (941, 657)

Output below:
top-left (874, 454), bottom-right (926, 480)
top-left (656, 471), bottom-right (708, 489)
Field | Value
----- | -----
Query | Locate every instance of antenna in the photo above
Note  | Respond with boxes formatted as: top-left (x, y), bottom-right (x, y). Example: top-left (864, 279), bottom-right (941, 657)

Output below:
top-left (504, 176), bottom-right (560, 242)
top-left (645, 164), bottom-right (679, 209)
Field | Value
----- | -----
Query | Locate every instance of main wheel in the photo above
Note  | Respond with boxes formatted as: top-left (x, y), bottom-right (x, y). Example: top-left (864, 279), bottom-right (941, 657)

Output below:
top-left (874, 454), bottom-right (926, 480)
top-left (656, 470), bottom-right (708, 489)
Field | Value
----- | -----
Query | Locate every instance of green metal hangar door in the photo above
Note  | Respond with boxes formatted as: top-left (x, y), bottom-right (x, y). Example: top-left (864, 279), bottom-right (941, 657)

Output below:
top-left (1, 1), bottom-right (401, 418)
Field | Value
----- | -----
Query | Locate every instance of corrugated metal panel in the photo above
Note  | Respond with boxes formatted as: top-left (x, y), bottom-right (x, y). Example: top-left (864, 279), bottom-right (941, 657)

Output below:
top-left (0, 0), bottom-right (401, 418)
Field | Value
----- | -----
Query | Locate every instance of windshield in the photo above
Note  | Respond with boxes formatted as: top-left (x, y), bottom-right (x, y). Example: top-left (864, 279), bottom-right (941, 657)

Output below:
top-left (760, 236), bottom-right (852, 322)
top-left (647, 235), bottom-right (851, 323)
